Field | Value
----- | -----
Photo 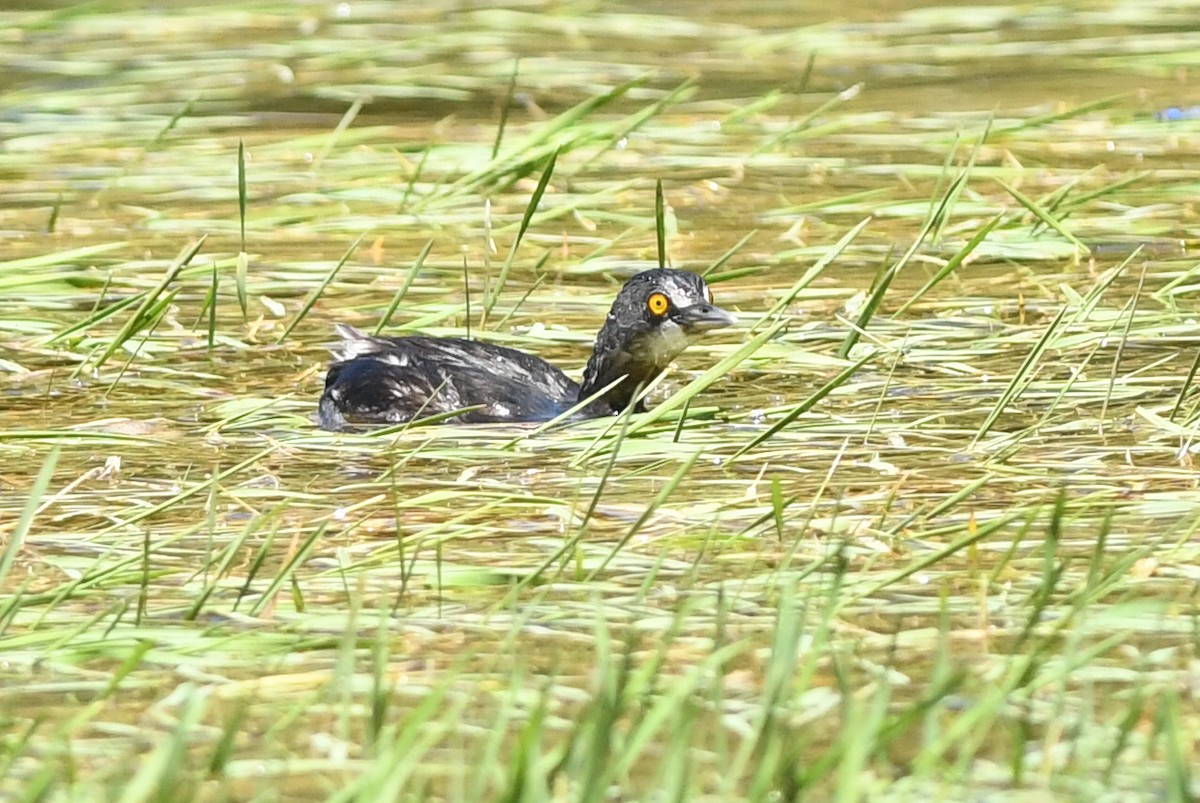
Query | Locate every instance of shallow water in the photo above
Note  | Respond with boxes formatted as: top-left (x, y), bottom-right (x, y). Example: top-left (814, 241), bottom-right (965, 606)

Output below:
top-left (3, 1), bottom-right (1200, 799)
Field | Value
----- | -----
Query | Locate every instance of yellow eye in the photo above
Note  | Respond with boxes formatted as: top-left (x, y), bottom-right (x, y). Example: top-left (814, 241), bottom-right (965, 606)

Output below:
top-left (646, 292), bottom-right (669, 316)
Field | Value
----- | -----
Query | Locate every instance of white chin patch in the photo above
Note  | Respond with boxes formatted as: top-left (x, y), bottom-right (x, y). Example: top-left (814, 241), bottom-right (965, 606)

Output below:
top-left (641, 319), bottom-right (693, 365)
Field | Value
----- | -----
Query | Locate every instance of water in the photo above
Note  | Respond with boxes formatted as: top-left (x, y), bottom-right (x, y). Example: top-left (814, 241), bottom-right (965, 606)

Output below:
top-left (2, 1), bottom-right (1199, 799)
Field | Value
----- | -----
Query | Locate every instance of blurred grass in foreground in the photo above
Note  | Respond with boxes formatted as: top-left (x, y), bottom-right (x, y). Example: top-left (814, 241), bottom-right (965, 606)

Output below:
top-left (4, 1), bottom-right (1200, 800)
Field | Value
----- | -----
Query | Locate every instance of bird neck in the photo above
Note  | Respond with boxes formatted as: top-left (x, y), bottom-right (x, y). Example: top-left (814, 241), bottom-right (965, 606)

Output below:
top-left (578, 316), bottom-right (664, 414)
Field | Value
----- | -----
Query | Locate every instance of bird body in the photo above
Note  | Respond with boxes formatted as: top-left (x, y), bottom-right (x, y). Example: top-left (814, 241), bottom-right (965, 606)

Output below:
top-left (318, 268), bottom-right (736, 430)
top-left (319, 330), bottom-right (584, 427)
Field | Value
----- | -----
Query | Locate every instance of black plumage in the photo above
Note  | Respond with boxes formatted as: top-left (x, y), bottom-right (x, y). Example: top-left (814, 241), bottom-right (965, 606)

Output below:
top-left (317, 268), bottom-right (737, 430)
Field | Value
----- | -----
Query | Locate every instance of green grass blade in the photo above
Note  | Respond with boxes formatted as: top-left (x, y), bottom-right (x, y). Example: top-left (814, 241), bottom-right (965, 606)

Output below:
top-left (837, 173), bottom-right (966, 359)
top-left (399, 145), bottom-right (431, 210)
top-left (248, 522), bottom-right (328, 616)
top-left (625, 317), bottom-right (788, 438)
top-left (278, 232), bottom-right (365, 342)
top-left (702, 229), bottom-right (757, 278)
top-left (997, 177), bottom-right (1089, 254)
top-left (375, 239), bottom-right (433, 334)
top-left (971, 305), bottom-right (1070, 447)
top-left (0, 448), bottom-right (59, 590)
top-left (756, 216), bottom-right (870, 333)
top-left (237, 139), bottom-right (247, 253)
top-left (656, 179), bottom-right (666, 269)
top-left (485, 148), bottom-right (558, 322)
top-left (116, 687), bottom-right (207, 803)
top-left (315, 96), bottom-right (364, 169)
top-left (931, 115), bottom-right (990, 244)
top-left (894, 212), bottom-right (1004, 315)
top-left (492, 60), bottom-right (520, 161)
top-left (732, 350), bottom-right (874, 460)
top-left (586, 448), bottom-right (702, 579)
top-left (93, 236), bottom-right (205, 368)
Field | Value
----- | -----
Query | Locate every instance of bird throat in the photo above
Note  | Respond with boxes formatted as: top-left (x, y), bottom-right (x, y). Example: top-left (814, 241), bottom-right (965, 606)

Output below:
top-left (579, 320), bottom-right (696, 414)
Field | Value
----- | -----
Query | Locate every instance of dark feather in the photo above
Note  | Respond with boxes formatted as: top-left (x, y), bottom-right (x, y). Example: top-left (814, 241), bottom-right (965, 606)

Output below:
top-left (318, 269), bottom-right (735, 430)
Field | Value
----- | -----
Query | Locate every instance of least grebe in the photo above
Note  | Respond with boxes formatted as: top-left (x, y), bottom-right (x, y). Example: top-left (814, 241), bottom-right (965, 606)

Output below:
top-left (318, 268), bottom-right (737, 430)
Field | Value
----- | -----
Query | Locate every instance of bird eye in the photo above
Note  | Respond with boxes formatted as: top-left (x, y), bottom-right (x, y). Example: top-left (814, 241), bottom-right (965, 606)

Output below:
top-left (646, 292), bottom-right (669, 316)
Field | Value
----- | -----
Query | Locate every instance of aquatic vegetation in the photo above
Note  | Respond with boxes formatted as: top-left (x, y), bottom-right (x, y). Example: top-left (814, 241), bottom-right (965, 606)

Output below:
top-left (2, 1), bottom-right (1200, 800)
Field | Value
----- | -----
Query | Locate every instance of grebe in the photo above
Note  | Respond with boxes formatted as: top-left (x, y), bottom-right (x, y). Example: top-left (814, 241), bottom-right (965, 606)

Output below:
top-left (318, 268), bottom-right (737, 430)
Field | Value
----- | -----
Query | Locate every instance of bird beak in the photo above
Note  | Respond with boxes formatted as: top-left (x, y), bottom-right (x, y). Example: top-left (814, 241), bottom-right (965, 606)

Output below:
top-left (674, 303), bottom-right (739, 332)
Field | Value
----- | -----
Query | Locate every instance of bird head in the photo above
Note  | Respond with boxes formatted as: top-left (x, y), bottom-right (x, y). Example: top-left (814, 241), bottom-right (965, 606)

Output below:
top-left (580, 268), bottom-right (738, 413)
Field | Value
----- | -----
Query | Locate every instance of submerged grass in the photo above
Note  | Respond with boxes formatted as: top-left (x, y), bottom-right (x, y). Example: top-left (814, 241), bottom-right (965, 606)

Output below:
top-left (3, 1), bottom-right (1200, 801)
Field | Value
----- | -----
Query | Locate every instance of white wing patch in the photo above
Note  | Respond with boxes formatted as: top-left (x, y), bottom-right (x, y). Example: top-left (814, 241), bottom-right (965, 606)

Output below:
top-left (330, 324), bottom-right (391, 361)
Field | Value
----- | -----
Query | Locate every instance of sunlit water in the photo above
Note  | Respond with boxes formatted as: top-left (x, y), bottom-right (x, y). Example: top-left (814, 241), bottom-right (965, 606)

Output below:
top-left (3, 1), bottom-right (1200, 798)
